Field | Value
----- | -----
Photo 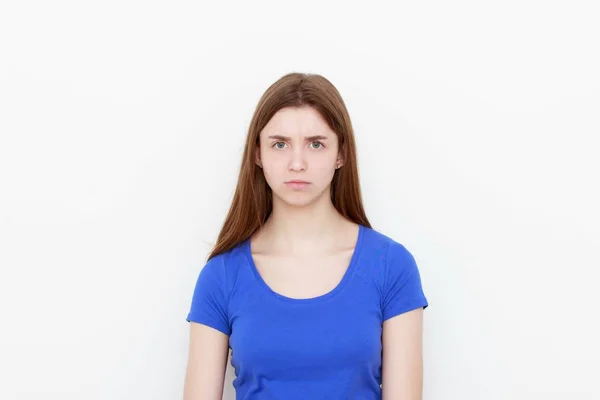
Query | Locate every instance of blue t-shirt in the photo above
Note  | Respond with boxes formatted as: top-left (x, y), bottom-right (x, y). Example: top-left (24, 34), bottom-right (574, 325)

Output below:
top-left (186, 224), bottom-right (429, 399)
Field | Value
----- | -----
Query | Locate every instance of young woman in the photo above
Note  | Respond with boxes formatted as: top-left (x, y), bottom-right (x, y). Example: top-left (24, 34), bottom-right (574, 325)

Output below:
top-left (183, 72), bottom-right (429, 400)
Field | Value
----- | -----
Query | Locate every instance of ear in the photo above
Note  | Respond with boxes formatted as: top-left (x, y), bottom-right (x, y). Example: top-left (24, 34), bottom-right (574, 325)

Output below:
top-left (336, 153), bottom-right (343, 169)
top-left (255, 147), bottom-right (262, 168)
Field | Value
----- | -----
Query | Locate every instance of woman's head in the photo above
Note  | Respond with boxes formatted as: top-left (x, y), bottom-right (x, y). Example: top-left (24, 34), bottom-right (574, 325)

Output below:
top-left (208, 72), bottom-right (370, 259)
top-left (256, 105), bottom-right (342, 208)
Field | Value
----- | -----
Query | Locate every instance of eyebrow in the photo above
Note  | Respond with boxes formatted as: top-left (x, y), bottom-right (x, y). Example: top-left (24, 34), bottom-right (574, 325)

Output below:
top-left (267, 134), bottom-right (329, 141)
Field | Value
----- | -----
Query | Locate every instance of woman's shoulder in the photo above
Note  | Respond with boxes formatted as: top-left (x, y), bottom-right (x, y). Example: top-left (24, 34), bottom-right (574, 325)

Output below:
top-left (360, 225), bottom-right (428, 312)
top-left (359, 225), bottom-right (421, 281)
top-left (361, 225), bottom-right (412, 256)
top-left (198, 239), bottom-right (249, 284)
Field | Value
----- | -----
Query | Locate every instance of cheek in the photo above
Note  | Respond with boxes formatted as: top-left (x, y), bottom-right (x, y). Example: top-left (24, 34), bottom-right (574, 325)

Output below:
top-left (262, 167), bottom-right (277, 184)
top-left (310, 155), bottom-right (337, 172)
top-left (260, 156), bottom-right (283, 182)
top-left (261, 152), bottom-right (283, 169)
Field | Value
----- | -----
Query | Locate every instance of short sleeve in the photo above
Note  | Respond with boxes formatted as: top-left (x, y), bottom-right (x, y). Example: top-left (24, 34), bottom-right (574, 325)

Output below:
top-left (186, 255), bottom-right (231, 335)
top-left (382, 241), bottom-right (429, 321)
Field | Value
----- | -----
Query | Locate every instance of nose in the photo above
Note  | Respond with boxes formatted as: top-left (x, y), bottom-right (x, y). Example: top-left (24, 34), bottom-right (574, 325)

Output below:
top-left (288, 147), bottom-right (306, 172)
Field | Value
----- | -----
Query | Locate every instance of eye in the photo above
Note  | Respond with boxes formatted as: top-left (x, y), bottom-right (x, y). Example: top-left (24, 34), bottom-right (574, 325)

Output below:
top-left (310, 141), bottom-right (324, 149)
top-left (272, 142), bottom-right (287, 149)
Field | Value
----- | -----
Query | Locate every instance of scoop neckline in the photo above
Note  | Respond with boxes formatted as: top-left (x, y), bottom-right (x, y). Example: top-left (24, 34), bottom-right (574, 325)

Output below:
top-left (243, 224), bottom-right (365, 304)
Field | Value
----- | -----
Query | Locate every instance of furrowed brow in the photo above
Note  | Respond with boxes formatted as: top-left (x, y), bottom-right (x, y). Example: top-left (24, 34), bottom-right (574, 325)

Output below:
top-left (267, 134), bottom-right (329, 141)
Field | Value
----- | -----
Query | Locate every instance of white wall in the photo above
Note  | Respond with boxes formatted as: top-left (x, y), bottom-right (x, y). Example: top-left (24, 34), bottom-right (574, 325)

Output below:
top-left (1, 1), bottom-right (598, 399)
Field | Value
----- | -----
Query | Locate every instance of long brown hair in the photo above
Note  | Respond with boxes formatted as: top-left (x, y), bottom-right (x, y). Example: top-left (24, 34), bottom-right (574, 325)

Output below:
top-left (207, 72), bottom-right (371, 260)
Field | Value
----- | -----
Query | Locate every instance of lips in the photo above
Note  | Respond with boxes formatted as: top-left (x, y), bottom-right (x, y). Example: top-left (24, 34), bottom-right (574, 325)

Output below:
top-left (285, 180), bottom-right (310, 189)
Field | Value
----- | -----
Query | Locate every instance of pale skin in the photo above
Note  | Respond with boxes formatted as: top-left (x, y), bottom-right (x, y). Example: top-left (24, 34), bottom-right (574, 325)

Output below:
top-left (183, 106), bottom-right (424, 399)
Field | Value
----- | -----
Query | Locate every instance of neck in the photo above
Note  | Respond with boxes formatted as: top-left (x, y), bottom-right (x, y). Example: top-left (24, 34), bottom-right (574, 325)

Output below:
top-left (261, 190), bottom-right (347, 253)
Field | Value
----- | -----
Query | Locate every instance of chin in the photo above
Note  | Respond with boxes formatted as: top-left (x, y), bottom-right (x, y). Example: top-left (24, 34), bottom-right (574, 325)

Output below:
top-left (272, 187), bottom-right (328, 208)
top-left (272, 193), bottom-right (313, 208)
top-left (285, 198), bottom-right (316, 208)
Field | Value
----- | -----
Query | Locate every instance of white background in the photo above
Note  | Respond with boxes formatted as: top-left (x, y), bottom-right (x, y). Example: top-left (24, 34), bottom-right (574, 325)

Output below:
top-left (1, 1), bottom-right (599, 399)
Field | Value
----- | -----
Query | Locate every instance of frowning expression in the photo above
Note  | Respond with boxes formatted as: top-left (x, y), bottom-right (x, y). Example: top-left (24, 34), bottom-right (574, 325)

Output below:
top-left (256, 106), bottom-right (343, 207)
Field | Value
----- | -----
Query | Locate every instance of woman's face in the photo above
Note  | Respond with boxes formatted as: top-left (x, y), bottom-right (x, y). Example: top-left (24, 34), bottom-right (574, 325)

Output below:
top-left (256, 106), bottom-right (342, 208)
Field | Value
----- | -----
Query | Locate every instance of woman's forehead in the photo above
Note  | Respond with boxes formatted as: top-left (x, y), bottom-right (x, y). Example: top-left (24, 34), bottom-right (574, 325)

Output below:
top-left (261, 107), bottom-right (335, 138)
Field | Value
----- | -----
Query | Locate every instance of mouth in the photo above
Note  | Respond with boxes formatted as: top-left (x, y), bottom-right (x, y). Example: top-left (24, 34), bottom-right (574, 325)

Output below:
top-left (285, 180), bottom-right (310, 189)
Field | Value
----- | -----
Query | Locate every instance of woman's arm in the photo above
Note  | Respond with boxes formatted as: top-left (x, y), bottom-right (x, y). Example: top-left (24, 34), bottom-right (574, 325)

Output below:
top-left (381, 307), bottom-right (425, 400)
top-left (183, 322), bottom-right (230, 400)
